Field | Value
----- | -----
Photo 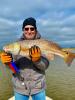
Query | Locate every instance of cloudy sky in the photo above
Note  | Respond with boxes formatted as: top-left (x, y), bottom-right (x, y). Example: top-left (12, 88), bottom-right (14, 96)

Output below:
top-left (0, 0), bottom-right (75, 48)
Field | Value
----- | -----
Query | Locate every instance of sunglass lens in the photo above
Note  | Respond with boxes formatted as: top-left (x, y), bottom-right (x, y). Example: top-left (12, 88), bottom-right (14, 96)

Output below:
top-left (25, 28), bottom-right (29, 31)
top-left (25, 28), bottom-right (35, 31)
top-left (30, 28), bottom-right (34, 31)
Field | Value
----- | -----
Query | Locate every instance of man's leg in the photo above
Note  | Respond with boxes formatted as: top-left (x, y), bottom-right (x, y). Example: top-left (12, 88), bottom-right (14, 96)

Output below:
top-left (32, 90), bottom-right (46, 100)
top-left (14, 92), bottom-right (29, 100)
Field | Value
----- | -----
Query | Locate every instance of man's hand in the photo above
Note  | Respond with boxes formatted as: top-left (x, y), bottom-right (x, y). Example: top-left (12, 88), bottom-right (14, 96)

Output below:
top-left (29, 45), bottom-right (41, 62)
top-left (0, 52), bottom-right (12, 64)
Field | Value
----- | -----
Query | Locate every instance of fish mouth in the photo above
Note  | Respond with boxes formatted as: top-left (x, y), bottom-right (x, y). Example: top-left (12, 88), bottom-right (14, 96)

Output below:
top-left (3, 46), bottom-right (10, 52)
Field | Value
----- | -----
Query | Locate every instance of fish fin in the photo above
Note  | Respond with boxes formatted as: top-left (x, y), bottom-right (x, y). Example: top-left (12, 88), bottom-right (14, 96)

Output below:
top-left (21, 47), bottom-right (29, 51)
top-left (64, 51), bottom-right (75, 66)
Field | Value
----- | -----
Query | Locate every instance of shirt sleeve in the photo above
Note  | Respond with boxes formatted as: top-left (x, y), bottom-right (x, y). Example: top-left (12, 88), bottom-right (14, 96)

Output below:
top-left (33, 56), bottom-right (49, 71)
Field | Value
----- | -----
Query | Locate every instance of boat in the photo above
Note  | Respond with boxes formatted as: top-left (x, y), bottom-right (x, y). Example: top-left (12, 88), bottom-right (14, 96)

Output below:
top-left (8, 96), bottom-right (53, 100)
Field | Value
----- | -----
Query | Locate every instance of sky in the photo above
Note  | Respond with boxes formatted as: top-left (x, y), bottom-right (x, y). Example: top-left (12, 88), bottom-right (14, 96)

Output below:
top-left (0, 0), bottom-right (75, 48)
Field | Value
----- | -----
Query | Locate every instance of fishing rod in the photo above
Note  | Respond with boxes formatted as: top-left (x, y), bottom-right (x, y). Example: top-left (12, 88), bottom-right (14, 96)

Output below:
top-left (0, 51), bottom-right (24, 82)
top-left (8, 61), bottom-right (24, 81)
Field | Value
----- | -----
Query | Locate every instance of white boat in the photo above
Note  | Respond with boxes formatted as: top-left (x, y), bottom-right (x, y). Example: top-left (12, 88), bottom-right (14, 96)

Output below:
top-left (8, 96), bottom-right (53, 100)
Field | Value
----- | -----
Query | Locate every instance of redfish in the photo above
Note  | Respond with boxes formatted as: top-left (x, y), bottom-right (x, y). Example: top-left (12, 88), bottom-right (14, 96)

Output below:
top-left (3, 38), bottom-right (75, 66)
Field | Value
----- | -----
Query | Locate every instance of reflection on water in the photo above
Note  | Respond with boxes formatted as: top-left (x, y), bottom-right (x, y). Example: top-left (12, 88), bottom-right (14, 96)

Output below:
top-left (0, 53), bottom-right (75, 100)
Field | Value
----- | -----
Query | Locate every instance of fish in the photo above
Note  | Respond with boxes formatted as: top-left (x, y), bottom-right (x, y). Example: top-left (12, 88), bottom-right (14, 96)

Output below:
top-left (3, 38), bottom-right (75, 66)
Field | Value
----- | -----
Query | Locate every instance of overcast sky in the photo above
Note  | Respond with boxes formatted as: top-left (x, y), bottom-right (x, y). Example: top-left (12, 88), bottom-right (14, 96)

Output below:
top-left (0, 0), bottom-right (75, 48)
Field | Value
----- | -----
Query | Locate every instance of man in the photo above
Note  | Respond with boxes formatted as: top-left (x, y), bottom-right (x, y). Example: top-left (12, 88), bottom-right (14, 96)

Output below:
top-left (1, 17), bottom-right (49, 100)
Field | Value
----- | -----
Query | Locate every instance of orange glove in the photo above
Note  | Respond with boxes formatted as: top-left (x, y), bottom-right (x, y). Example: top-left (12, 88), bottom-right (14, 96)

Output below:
top-left (0, 52), bottom-right (12, 64)
top-left (29, 45), bottom-right (41, 62)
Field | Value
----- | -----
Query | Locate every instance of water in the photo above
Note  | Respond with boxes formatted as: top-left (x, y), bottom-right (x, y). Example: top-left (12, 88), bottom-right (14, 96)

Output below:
top-left (46, 55), bottom-right (75, 100)
top-left (0, 63), bottom-right (13, 100)
top-left (0, 54), bottom-right (75, 100)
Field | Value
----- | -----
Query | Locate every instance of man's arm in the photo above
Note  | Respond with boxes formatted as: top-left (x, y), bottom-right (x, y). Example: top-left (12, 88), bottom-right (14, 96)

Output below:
top-left (29, 45), bottom-right (49, 71)
top-left (33, 56), bottom-right (49, 71)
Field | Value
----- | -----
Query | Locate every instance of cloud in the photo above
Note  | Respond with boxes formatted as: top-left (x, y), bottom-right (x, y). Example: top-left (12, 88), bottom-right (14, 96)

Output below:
top-left (0, 18), bottom-right (15, 30)
top-left (0, 0), bottom-right (75, 47)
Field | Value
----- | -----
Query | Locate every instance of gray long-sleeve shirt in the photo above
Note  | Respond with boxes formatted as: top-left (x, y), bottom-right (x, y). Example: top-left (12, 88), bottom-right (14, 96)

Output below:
top-left (11, 32), bottom-right (49, 95)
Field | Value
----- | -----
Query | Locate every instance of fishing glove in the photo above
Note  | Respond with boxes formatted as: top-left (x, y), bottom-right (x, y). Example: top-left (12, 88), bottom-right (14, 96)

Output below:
top-left (0, 52), bottom-right (12, 64)
top-left (29, 45), bottom-right (41, 62)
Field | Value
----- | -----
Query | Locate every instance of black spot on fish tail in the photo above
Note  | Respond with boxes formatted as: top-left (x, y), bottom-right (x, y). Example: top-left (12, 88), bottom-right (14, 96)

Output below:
top-left (65, 52), bottom-right (75, 66)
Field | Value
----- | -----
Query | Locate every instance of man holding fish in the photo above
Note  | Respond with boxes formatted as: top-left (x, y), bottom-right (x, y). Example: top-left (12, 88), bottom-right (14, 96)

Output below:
top-left (1, 17), bottom-right (49, 100)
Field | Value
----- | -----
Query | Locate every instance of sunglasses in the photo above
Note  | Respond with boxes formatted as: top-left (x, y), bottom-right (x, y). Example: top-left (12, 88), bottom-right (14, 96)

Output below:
top-left (24, 27), bottom-right (35, 31)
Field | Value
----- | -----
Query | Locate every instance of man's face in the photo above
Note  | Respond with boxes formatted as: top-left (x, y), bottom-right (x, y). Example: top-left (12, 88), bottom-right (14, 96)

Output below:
top-left (23, 25), bottom-right (36, 40)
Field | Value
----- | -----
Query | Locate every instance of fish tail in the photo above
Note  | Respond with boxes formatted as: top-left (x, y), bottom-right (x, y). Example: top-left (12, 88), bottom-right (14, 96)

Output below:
top-left (64, 51), bottom-right (75, 66)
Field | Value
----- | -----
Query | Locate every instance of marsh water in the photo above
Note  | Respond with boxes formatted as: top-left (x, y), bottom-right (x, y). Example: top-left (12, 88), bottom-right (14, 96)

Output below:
top-left (0, 51), bottom-right (75, 100)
